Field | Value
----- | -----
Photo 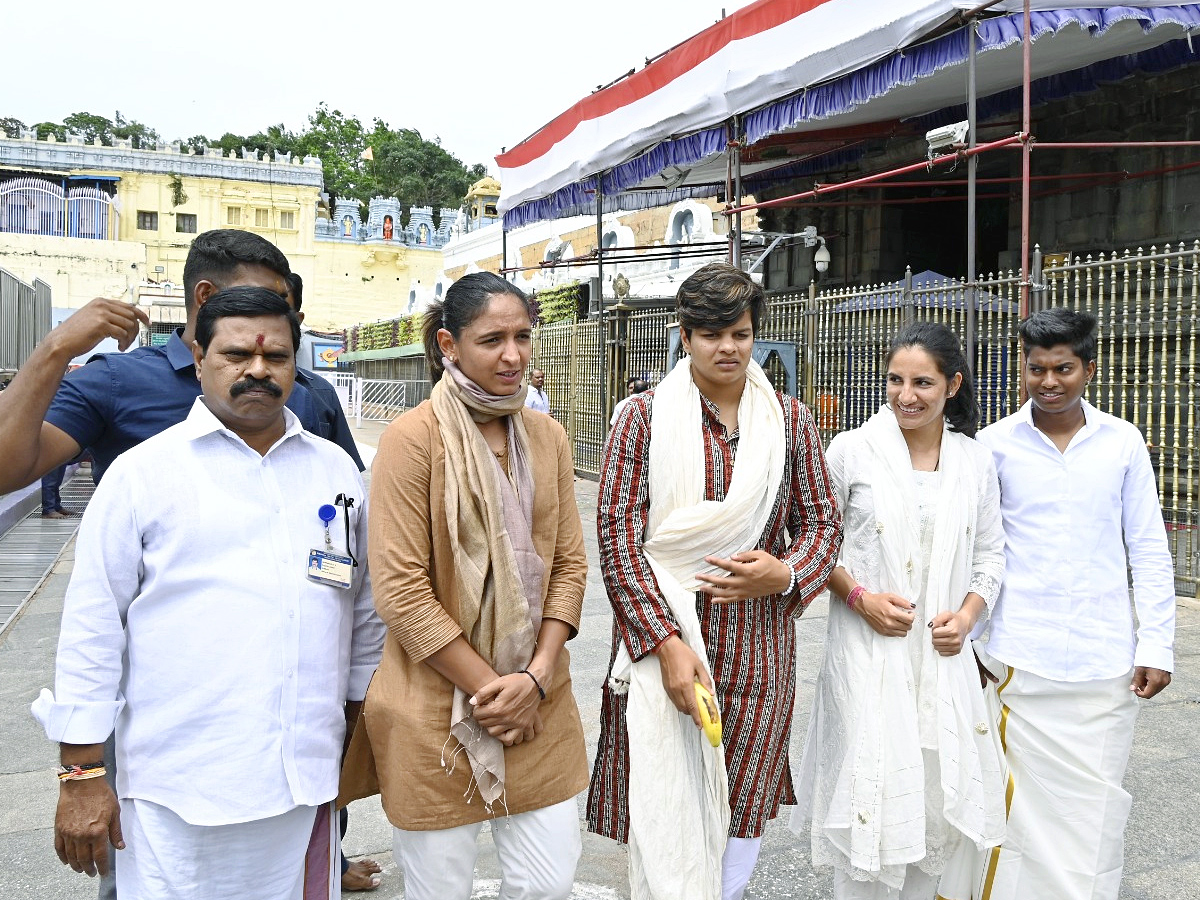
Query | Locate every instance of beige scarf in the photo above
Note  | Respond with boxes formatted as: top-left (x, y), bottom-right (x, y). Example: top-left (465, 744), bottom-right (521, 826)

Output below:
top-left (431, 360), bottom-right (545, 810)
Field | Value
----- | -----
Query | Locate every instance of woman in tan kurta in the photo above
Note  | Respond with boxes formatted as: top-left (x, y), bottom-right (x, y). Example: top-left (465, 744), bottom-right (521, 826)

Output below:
top-left (358, 272), bottom-right (588, 899)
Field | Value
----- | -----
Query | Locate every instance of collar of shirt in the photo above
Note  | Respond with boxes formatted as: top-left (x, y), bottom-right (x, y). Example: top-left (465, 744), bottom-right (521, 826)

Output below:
top-left (180, 396), bottom-right (306, 453)
top-left (698, 392), bottom-right (740, 440)
top-left (165, 328), bottom-right (197, 372)
top-left (1012, 397), bottom-right (1109, 452)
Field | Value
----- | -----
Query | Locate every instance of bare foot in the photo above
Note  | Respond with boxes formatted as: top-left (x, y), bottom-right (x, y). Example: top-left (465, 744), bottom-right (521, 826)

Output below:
top-left (342, 859), bottom-right (382, 892)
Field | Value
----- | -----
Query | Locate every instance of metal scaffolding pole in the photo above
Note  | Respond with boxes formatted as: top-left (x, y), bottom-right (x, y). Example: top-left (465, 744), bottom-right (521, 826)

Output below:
top-left (732, 117), bottom-right (743, 268)
top-left (595, 173), bottom-right (608, 434)
top-left (1020, 0), bottom-right (1032, 319)
top-left (966, 17), bottom-right (979, 371)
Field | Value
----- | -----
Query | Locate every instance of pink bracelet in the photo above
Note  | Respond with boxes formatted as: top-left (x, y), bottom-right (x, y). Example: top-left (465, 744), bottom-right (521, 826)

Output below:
top-left (846, 585), bottom-right (866, 610)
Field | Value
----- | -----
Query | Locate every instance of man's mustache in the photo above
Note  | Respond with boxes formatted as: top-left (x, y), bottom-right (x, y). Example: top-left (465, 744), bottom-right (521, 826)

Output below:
top-left (230, 377), bottom-right (283, 398)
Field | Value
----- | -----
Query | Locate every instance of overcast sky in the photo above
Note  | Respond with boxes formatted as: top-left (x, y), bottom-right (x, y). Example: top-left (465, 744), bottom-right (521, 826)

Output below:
top-left (7, 0), bottom-right (756, 172)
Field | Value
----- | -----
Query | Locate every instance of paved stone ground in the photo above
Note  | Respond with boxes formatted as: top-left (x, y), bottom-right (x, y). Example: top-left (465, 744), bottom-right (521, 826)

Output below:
top-left (2, 424), bottom-right (1197, 898)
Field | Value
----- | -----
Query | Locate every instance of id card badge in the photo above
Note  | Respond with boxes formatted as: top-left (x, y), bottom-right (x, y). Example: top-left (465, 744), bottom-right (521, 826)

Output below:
top-left (308, 502), bottom-right (355, 590)
top-left (308, 549), bottom-right (354, 589)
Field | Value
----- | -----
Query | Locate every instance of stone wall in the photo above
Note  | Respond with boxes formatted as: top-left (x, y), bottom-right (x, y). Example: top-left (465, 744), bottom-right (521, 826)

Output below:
top-left (1006, 64), bottom-right (1200, 264)
top-left (0, 232), bottom-right (146, 309)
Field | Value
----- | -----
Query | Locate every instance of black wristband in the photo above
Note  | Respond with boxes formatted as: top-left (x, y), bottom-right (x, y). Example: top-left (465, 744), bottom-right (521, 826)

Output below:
top-left (520, 668), bottom-right (546, 700)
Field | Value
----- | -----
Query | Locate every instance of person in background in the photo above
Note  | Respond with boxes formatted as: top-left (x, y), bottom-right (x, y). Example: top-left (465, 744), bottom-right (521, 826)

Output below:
top-left (974, 307), bottom-right (1175, 900)
top-left (524, 368), bottom-right (550, 413)
top-left (283, 272), bottom-right (365, 471)
top-left (40, 463), bottom-right (78, 519)
top-left (609, 378), bottom-right (649, 427)
top-left (792, 321), bottom-right (1006, 900)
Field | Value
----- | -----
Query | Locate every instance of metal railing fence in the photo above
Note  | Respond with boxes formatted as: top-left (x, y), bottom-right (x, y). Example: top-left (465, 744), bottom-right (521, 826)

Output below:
top-left (354, 379), bottom-right (407, 425)
top-left (548, 241), bottom-right (1198, 594)
top-left (1, 268), bottom-right (52, 372)
top-left (340, 242), bottom-right (1196, 593)
top-left (0, 177), bottom-right (119, 240)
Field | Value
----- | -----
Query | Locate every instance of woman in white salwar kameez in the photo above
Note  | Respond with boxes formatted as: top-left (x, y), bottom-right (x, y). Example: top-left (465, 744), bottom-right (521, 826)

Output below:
top-left (792, 322), bottom-right (1007, 900)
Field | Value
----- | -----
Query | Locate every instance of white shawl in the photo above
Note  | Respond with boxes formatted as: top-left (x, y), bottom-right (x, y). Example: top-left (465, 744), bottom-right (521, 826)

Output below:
top-left (794, 407), bottom-right (1005, 890)
top-left (611, 357), bottom-right (785, 900)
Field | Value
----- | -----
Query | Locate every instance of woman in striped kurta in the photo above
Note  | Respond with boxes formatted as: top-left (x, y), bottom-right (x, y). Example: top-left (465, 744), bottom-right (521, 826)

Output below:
top-left (586, 263), bottom-right (842, 900)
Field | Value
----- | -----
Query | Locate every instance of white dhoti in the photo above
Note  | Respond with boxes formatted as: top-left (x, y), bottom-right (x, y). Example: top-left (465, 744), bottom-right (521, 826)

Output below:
top-left (117, 799), bottom-right (329, 900)
top-left (981, 666), bottom-right (1139, 900)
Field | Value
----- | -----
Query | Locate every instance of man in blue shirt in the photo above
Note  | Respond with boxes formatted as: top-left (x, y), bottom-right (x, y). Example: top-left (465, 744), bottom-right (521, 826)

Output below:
top-left (0, 229), bottom-right (362, 495)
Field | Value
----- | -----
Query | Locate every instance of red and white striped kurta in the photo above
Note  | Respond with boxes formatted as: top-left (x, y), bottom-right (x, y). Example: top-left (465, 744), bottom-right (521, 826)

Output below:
top-left (586, 389), bottom-right (842, 840)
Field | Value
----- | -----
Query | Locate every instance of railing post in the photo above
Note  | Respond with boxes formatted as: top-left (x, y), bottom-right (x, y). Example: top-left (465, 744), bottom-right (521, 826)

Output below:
top-left (1030, 243), bottom-right (1045, 315)
top-left (608, 301), bottom-right (632, 427)
top-left (802, 288), bottom-right (817, 409)
top-left (902, 266), bottom-right (916, 325)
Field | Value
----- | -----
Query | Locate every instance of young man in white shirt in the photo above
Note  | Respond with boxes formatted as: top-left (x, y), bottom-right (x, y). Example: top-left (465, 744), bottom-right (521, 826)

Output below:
top-left (975, 307), bottom-right (1175, 900)
top-left (32, 288), bottom-right (384, 900)
top-left (609, 378), bottom-right (649, 427)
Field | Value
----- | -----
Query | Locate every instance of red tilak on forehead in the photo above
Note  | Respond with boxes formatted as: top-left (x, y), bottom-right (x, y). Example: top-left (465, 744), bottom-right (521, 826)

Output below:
top-left (255, 334), bottom-right (265, 347)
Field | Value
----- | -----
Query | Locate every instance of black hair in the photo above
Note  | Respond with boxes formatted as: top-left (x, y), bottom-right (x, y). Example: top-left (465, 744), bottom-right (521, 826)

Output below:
top-left (286, 272), bottom-right (303, 312)
top-left (195, 287), bottom-right (301, 353)
top-left (182, 229), bottom-right (291, 310)
top-left (675, 262), bottom-right (766, 337)
top-left (421, 272), bottom-right (533, 383)
top-left (1018, 307), bottom-right (1098, 363)
top-left (630, 379), bottom-right (650, 393)
top-left (885, 321), bottom-right (981, 437)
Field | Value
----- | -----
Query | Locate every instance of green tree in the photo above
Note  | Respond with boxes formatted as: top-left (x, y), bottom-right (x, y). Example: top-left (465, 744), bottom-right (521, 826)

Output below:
top-left (32, 121), bottom-right (65, 141)
top-left (245, 123), bottom-right (301, 159)
top-left (364, 122), bottom-right (478, 217)
top-left (182, 134), bottom-right (212, 153)
top-left (295, 103), bottom-right (368, 205)
top-left (62, 112), bottom-right (115, 144)
top-left (0, 117), bottom-right (27, 138)
top-left (112, 111), bottom-right (160, 149)
top-left (210, 132), bottom-right (247, 154)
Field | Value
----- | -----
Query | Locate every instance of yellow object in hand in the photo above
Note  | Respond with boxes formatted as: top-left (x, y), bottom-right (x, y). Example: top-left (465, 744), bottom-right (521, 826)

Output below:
top-left (694, 682), bottom-right (722, 747)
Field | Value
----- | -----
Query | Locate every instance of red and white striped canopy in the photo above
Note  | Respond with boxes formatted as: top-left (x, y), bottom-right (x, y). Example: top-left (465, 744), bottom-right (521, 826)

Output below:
top-left (496, 0), bottom-right (1198, 225)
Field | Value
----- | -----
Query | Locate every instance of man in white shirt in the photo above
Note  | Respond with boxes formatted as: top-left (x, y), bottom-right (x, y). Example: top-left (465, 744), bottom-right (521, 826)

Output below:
top-left (32, 287), bottom-right (385, 900)
top-left (609, 378), bottom-right (649, 427)
top-left (524, 368), bottom-right (550, 413)
top-left (975, 307), bottom-right (1175, 900)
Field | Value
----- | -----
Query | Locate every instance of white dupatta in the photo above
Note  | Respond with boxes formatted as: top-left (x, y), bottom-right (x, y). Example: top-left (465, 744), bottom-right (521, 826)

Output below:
top-left (795, 407), bottom-right (1005, 890)
top-left (610, 357), bottom-right (785, 900)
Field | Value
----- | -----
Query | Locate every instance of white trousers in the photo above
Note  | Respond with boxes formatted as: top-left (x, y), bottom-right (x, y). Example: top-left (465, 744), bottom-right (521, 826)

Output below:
top-left (721, 835), bottom-right (763, 900)
top-left (393, 798), bottom-right (582, 900)
top-left (117, 798), bottom-right (318, 900)
top-left (981, 666), bottom-right (1139, 900)
top-left (834, 865), bottom-right (939, 900)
